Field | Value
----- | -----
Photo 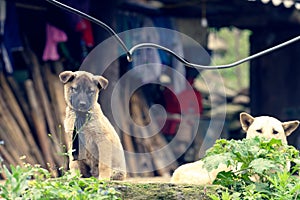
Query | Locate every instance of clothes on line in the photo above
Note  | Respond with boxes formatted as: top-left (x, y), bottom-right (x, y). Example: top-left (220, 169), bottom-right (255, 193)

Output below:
top-left (0, 0), bottom-right (94, 72)
top-left (43, 24), bottom-right (68, 61)
top-left (117, 11), bottom-right (187, 94)
top-left (0, 0), bottom-right (23, 74)
top-left (2, 0), bottom-right (192, 87)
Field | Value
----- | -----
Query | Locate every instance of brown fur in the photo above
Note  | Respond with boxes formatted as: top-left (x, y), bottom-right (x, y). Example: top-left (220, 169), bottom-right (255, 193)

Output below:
top-left (59, 71), bottom-right (126, 180)
top-left (170, 112), bottom-right (299, 185)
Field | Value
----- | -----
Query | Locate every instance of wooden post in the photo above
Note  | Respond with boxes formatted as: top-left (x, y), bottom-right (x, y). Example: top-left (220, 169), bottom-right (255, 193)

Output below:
top-left (130, 92), bottom-right (177, 177)
top-left (24, 80), bottom-right (56, 176)
top-left (0, 89), bottom-right (37, 165)
top-left (0, 74), bottom-right (44, 165)
top-left (44, 64), bottom-right (68, 147)
top-left (0, 125), bottom-right (23, 166)
top-left (30, 52), bottom-right (63, 165)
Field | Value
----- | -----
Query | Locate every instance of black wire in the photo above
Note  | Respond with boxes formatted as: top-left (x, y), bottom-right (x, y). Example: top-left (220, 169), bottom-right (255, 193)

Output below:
top-left (128, 36), bottom-right (300, 69)
top-left (45, 0), bottom-right (300, 69)
top-left (45, 0), bottom-right (133, 61)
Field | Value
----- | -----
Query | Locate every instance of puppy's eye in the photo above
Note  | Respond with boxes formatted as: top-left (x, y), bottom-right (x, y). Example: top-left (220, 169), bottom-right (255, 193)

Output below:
top-left (87, 90), bottom-right (95, 95)
top-left (273, 130), bottom-right (279, 135)
top-left (256, 129), bottom-right (262, 134)
top-left (71, 87), bottom-right (78, 93)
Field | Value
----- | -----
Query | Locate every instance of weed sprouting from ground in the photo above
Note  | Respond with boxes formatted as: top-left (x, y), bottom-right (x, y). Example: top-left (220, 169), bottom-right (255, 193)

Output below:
top-left (0, 164), bottom-right (121, 200)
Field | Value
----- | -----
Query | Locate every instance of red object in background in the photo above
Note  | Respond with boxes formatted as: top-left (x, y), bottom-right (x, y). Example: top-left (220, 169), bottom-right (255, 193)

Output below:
top-left (76, 19), bottom-right (94, 47)
top-left (165, 88), bottom-right (203, 115)
top-left (163, 86), bottom-right (203, 115)
top-left (161, 82), bottom-right (203, 135)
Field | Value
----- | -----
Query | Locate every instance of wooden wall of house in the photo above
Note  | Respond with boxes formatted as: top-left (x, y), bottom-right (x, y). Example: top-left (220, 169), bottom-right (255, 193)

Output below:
top-left (250, 28), bottom-right (300, 148)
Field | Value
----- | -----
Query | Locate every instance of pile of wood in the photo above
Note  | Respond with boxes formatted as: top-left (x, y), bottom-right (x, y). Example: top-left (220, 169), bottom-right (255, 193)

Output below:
top-left (0, 51), bottom-right (67, 177)
top-left (120, 90), bottom-right (178, 177)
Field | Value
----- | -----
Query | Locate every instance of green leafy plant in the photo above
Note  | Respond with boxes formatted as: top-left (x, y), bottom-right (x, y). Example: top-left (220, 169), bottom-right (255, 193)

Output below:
top-left (0, 164), bottom-right (121, 200)
top-left (203, 137), bottom-right (300, 200)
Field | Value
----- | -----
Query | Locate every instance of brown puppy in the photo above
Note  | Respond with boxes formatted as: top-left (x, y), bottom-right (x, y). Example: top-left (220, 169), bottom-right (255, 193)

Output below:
top-left (59, 71), bottom-right (126, 180)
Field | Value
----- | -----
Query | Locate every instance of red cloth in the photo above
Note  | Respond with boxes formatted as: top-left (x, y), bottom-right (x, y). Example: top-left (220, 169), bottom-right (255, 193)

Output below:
top-left (162, 86), bottom-right (203, 135)
top-left (160, 118), bottom-right (181, 135)
top-left (163, 87), bottom-right (203, 115)
top-left (76, 19), bottom-right (94, 47)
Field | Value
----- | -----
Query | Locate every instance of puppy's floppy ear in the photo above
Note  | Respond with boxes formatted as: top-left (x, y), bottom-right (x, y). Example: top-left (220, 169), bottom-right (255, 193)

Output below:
top-left (282, 120), bottom-right (300, 136)
top-left (59, 71), bottom-right (76, 84)
top-left (93, 76), bottom-right (108, 90)
top-left (240, 112), bottom-right (255, 132)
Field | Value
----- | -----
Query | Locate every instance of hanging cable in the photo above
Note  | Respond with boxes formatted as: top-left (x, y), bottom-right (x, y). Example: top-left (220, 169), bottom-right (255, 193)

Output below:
top-left (45, 0), bottom-right (300, 69)
top-left (128, 36), bottom-right (300, 69)
top-left (45, 0), bottom-right (132, 61)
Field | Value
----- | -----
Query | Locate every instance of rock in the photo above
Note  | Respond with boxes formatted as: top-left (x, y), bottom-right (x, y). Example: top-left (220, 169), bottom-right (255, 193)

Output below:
top-left (111, 180), bottom-right (218, 200)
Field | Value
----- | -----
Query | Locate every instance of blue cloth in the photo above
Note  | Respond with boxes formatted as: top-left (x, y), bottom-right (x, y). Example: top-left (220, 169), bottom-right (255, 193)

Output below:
top-left (1, 0), bottom-right (23, 74)
top-left (117, 12), bottom-right (162, 83)
top-left (116, 12), bottom-right (186, 93)
top-left (152, 16), bottom-right (186, 94)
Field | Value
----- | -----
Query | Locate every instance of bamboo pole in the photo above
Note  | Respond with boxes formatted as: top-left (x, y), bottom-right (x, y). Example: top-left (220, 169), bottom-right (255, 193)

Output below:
top-left (0, 74), bottom-right (44, 165)
top-left (6, 76), bottom-right (31, 123)
top-left (130, 93), bottom-right (155, 177)
top-left (44, 64), bottom-right (67, 147)
top-left (0, 142), bottom-right (17, 167)
top-left (0, 126), bottom-right (22, 166)
top-left (116, 80), bottom-right (138, 177)
top-left (0, 90), bottom-right (37, 165)
top-left (24, 79), bottom-right (56, 175)
top-left (131, 92), bottom-right (177, 177)
top-left (30, 53), bottom-right (63, 165)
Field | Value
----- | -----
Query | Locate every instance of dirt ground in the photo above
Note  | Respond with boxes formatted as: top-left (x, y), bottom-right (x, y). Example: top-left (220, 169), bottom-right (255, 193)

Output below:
top-left (112, 177), bottom-right (214, 200)
top-left (125, 176), bottom-right (171, 183)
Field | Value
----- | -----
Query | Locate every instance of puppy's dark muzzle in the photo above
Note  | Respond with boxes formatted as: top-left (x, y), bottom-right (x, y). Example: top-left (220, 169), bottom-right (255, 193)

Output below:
top-left (79, 101), bottom-right (86, 108)
top-left (77, 101), bottom-right (90, 112)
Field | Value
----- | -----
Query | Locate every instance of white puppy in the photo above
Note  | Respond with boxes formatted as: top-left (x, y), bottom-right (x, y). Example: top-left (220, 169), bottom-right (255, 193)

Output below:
top-left (170, 112), bottom-right (299, 185)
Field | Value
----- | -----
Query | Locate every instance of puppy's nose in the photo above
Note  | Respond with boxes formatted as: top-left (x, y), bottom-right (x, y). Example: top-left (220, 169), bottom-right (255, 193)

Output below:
top-left (79, 101), bottom-right (86, 107)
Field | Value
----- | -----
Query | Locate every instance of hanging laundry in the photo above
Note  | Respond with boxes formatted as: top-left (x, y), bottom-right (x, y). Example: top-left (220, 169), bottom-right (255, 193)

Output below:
top-left (133, 17), bottom-right (162, 83)
top-left (42, 24), bottom-right (68, 61)
top-left (117, 12), bottom-right (187, 93)
top-left (117, 12), bottom-right (143, 49)
top-left (152, 16), bottom-right (186, 94)
top-left (76, 18), bottom-right (94, 59)
top-left (117, 12), bottom-right (162, 83)
top-left (65, 0), bottom-right (93, 61)
top-left (53, 0), bottom-right (90, 29)
top-left (76, 19), bottom-right (94, 47)
top-left (0, 0), bottom-right (23, 74)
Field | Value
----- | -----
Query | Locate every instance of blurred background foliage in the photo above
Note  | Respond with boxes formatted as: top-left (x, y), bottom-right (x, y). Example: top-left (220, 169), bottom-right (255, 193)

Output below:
top-left (210, 27), bottom-right (251, 91)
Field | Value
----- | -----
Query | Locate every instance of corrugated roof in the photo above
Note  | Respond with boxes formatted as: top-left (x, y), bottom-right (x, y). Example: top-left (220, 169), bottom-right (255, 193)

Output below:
top-left (261, 0), bottom-right (300, 9)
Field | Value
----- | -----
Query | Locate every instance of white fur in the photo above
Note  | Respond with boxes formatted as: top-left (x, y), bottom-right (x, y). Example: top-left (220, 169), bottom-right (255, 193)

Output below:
top-left (170, 112), bottom-right (299, 185)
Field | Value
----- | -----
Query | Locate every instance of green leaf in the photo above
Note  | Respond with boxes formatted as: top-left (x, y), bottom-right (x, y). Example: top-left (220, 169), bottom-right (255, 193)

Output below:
top-left (221, 190), bottom-right (232, 200)
top-left (203, 153), bottom-right (233, 171)
top-left (207, 194), bottom-right (221, 200)
top-left (249, 158), bottom-right (277, 174)
top-left (213, 171), bottom-right (238, 187)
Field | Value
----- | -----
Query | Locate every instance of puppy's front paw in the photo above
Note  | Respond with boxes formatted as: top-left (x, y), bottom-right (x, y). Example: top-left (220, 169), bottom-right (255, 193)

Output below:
top-left (69, 160), bottom-right (80, 175)
top-left (69, 160), bottom-right (79, 168)
top-left (111, 170), bottom-right (126, 181)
